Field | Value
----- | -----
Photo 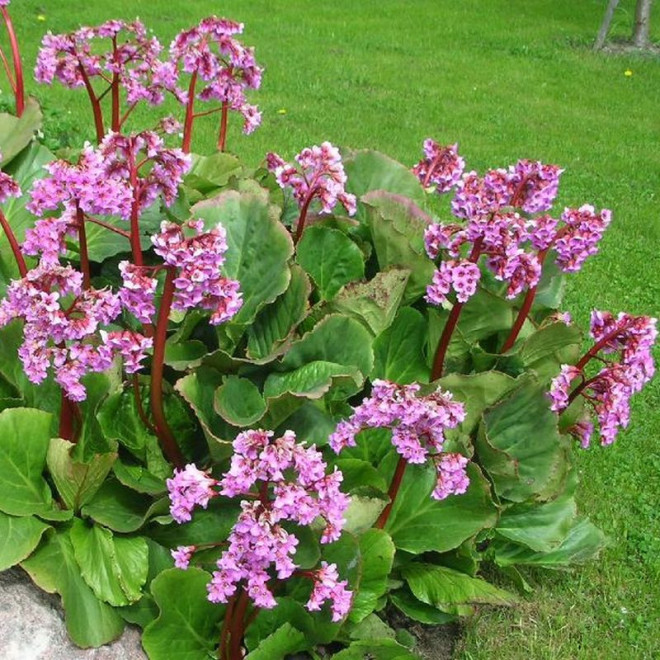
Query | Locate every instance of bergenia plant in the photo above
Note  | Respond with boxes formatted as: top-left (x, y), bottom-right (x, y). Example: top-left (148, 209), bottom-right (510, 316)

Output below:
top-left (0, 10), bottom-right (655, 660)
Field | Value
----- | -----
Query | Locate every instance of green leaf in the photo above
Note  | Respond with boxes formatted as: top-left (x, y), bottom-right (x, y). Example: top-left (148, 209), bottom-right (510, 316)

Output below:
top-left (348, 613), bottom-right (396, 640)
top-left (343, 493), bottom-right (388, 535)
top-left (364, 191), bottom-right (434, 304)
top-left (476, 378), bottom-right (572, 502)
top-left (185, 152), bottom-right (242, 193)
top-left (390, 589), bottom-right (456, 625)
top-left (493, 517), bottom-right (607, 568)
top-left (0, 97), bottom-right (43, 165)
top-left (246, 264), bottom-right (311, 360)
top-left (0, 408), bottom-right (54, 516)
top-left (297, 225), bottom-right (365, 300)
top-left (192, 190), bottom-right (294, 325)
top-left (142, 568), bottom-right (224, 660)
top-left (324, 268), bottom-right (410, 336)
top-left (0, 511), bottom-right (50, 570)
top-left (175, 367), bottom-right (233, 460)
top-left (164, 339), bottom-right (208, 371)
top-left (244, 622), bottom-right (307, 659)
top-left (46, 438), bottom-right (116, 512)
top-left (333, 639), bottom-right (420, 660)
top-left (402, 563), bottom-right (516, 615)
top-left (386, 463), bottom-right (498, 554)
top-left (438, 371), bottom-right (518, 435)
top-left (335, 459), bottom-right (388, 493)
top-left (147, 499), bottom-right (240, 548)
top-left (96, 388), bottom-right (155, 463)
top-left (264, 360), bottom-right (362, 400)
top-left (70, 519), bottom-right (148, 606)
top-left (21, 528), bottom-right (125, 647)
top-left (494, 474), bottom-right (578, 553)
top-left (343, 149), bottom-right (425, 222)
top-left (113, 459), bottom-right (167, 496)
top-left (282, 314), bottom-right (374, 379)
top-left (350, 529), bottom-right (396, 623)
top-left (373, 307), bottom-right (429, 384)
top-left (215, 375), bottom-right (267, 426)
top-left (518, 322), bottom-right (583, 381)
top-left (81, 479), bottom-right (166, 533)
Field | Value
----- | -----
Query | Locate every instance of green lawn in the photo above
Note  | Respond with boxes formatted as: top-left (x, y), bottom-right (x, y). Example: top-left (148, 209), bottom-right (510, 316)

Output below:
top-left (8, 1), bottom-right (660, 658)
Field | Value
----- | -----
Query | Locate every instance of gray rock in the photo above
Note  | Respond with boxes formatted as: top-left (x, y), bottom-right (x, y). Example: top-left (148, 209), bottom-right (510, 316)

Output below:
top-left (0, 569), bottom-right (147, 660)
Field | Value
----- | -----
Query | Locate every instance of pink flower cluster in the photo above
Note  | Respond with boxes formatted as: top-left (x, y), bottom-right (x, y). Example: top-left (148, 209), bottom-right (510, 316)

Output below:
top-left (0, 262), bottom-right (151, 400)
top-left (305, 561), bottom-right (353, 622)
top-left (424, 159), bottom-right (611, 305)
top-left (330, 380), bottom-right (470, 501)
top-left (167, 430), bottom-right (352, 619)
top-left (25, 145), bottom-right (133, 262)
top-left (412, 140), bottom-right (465, 193)
top-left (35, 20), bottom-right (169, 106)
top-left (169, 17), bottom-right (263, 133)
top-left (118, 261), bottom-right (157, 324)
top-left (549, 311), bottom-right (657, 447)
top-left (166, 463), bottom-right (218, 523)
top-left (267, 142), bottom-right (357, 217)
top-left (152, 220), bottom-right (242, 324)
top-left (99, 131), bottom-right (191, 211)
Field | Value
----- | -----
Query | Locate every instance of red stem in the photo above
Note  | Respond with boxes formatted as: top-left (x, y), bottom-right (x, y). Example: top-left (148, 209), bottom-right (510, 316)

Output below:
top-left (218, 595), bottom-right (236, 660)
top-left (129, 163), bottom-right (144, 268)
top-left (228, 590), bottom-right (250, 660)
top-left (575, 325), bottom-right (627, 372)
top-left (132, 374), bottom-right (157, 435)
top-left (77, 63), bottom-right (105, 142)
top-left (374, 456), bottom-right (407, 529)
top-left (110, 37), bottom-right (120, 132)
top-left (0, 45), bottom-right (16, 92)
top-left (0, 209), bottom-right (27, 277)
top-left (500, 248), bottom-right (549, 353)
top-left (217, 101), bottom-right (229, 152)
top-left (422, 151), bottom-right (443, 188)
top-left (430, 238), bottom-right (483, 380)
top-left (58, 392), bottom-right (77, 441)
top-left (1, 7), bottom-right (23, 117)
top-left (293, 189), bottom-right (317, 245)
top-left (150, 266), bottom-right (185, 468)
top-left (76, 207), bottom-right (91, 290)
top-left (84, 214), bottom-right (131, 238)
top-left (565, 374), bottom-right (600, 410)
top-left (181, 71), bottom-right (198, 154)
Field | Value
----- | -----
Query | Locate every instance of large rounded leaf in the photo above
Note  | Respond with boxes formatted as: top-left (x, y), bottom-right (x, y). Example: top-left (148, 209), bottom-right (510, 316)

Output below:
top-left (0, 512), bottom-right (50, 570)
top-left (385, 462), bottom-right (498, 554)
top-left (70, 519), bottom-right (148, 607)
top-left (142, 568), bottom-right (224, 660)
top-left (0, 408), bottom-right (54, 516)
top-left (297, 225), bottom-right (365, 300)
top-left (475, 377), bottom-right (572, 502)
top-left (192, 190), bottom-right (294, 326)
top-left (363, 191), bottom-right (434, 304)
top-left (21, 529), bottom-right (125, 648)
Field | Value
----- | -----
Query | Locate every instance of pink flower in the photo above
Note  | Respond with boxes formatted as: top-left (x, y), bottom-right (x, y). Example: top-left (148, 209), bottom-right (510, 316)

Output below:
top-left (166, 464), bottom-right (218, 523)
top-left (267, 142), bottom-right (357, 217)
top-left (306, 562), bottom-right (352, 622)
top-left (152, 219), bottom-right (243, 324)
top-left (329, 380), bottom-right (470, 500)
top-left (413, 140), bottom-right (465, 193)
top-left (171, 545), bottom-right (195, 569)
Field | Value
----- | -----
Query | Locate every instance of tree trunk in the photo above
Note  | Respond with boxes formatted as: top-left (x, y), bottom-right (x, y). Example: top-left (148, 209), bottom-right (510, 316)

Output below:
top-left (633, 0), bottom-right (653, 48)
top-left (594, 0), bottom-right (620, 50)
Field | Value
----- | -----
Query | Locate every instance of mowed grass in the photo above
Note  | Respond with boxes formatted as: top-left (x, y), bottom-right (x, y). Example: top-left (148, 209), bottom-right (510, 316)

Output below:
top-left (8, 1), bottom-right (660, 658)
